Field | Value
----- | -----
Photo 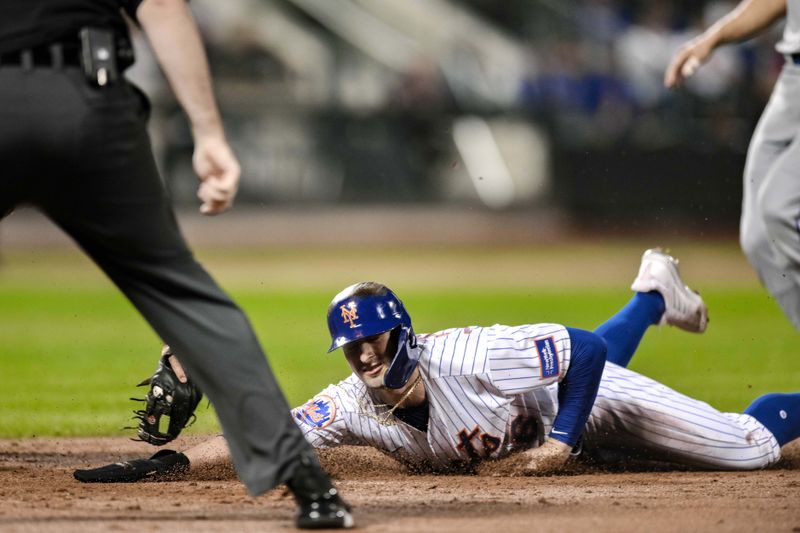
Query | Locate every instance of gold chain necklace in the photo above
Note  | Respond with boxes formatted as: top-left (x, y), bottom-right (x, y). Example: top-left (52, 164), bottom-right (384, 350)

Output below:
top-left (357, 374), bottom-right (424, 426)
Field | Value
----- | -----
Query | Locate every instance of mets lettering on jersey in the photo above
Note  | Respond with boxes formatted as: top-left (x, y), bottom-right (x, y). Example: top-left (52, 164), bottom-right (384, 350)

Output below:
top-left (292, 323), bottom-right (572, 468)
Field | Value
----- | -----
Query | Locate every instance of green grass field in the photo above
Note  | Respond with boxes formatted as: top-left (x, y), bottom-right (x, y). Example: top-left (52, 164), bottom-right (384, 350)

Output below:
top-left (1, 242), bottom-right (797, 438)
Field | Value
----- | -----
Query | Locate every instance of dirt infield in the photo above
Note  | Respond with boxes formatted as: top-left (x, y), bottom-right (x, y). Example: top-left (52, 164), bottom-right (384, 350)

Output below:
top-left (2, 437), bottom-right (799, 532)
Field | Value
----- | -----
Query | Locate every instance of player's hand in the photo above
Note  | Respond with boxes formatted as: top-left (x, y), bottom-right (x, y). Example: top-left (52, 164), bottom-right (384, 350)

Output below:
top-left (162, 344), bottom-right (187, 383)
top-left (192, 135), bottom-right (241, 216)
top-left (664, 34), bottom-right (717, 88)
top-left (476, 438), bottom-right (572, 477)
top-left (520, 438), bottom-right (572, 474)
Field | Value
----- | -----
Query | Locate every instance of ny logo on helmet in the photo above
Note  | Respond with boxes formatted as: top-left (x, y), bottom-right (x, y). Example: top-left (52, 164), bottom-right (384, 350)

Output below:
top-left (340, 302), bottom-right (359, 328)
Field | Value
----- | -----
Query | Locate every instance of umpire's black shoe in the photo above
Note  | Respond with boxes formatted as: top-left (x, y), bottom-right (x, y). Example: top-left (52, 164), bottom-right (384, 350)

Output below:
top-left (286, 450), bottom-right (355, 529)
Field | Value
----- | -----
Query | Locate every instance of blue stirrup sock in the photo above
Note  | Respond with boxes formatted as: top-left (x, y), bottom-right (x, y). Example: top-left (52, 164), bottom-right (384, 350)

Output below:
top-left (593, 292), bottom-right (665, 367)
top-left (744, 393), bottom-right (800, 447)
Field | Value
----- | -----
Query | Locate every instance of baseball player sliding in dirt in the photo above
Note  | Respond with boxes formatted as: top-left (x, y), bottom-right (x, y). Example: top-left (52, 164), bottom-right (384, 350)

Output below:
top-left (666, 0), bottom-right (800, 331)
top-left (75, 249), bottom-right (800, 481)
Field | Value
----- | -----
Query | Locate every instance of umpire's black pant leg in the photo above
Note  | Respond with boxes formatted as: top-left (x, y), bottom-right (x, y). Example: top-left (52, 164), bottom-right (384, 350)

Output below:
top-left (0, 68), bottom-right (39, 219)
top-left (38, 72), bottom-right (308, 496)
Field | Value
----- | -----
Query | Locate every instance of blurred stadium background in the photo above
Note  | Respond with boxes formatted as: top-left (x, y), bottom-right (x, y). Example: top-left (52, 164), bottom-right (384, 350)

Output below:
top-left (5, 0), bottom-right (785, 239)
top-left (2, 0), bottom-right (798, 438)
top-left (136, 0), bottom-right (779, 226)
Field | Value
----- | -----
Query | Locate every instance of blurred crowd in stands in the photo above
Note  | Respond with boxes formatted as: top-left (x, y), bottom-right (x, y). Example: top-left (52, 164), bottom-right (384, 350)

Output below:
top-left (129, 0), bottom-right (786, 207)
top-left (449, 0), bottom-right (781, 150)
top-left (153, 1), bottom-right (779, 147)
top-left (507, 0), bottom-right (782, 150)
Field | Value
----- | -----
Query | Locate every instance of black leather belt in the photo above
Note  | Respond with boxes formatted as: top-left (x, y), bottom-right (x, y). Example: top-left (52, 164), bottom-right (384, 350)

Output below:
top-left (0, 42), bottom-right (81, 68)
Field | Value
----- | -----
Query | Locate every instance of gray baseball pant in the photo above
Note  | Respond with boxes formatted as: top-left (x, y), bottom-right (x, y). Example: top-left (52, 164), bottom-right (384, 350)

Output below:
top-left (0, 64), bottom-right (309, 496)
top-left (740, 60), bottom-right (800, 330)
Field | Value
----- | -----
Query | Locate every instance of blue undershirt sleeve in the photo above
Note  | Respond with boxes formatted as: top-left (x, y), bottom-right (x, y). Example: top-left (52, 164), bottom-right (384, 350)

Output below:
top-left (549, 328), bottom-right (607, 447)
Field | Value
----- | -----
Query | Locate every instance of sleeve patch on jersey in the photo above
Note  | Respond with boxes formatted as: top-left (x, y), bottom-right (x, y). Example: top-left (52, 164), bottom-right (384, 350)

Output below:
top-left (294, 395), bottom-right (336, 429)
top-left (535, 336), bottom-right (559, 378)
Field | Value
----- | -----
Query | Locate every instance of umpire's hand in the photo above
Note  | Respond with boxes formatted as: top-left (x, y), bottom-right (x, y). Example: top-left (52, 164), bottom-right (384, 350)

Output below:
top-left (192, 135), bottom-right (241, 215)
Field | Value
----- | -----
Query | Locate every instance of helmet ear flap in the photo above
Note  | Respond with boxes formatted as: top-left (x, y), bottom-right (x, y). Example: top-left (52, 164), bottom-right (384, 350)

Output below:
top-left (382, 325), bottom-right (420, 389)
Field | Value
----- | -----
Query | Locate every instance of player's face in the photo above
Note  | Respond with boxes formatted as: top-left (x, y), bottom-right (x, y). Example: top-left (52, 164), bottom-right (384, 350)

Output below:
top-left (342, 331), bottom-right (393, 389)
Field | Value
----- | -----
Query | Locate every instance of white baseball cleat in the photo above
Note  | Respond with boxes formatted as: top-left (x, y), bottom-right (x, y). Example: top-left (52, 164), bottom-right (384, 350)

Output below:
top-left (630, 248), bottom-right (708, 333)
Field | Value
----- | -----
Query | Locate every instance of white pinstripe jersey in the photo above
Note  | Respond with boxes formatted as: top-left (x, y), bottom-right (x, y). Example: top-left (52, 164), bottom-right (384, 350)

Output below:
top-left (291, 323), bottom-right (572, 469)
top-left (584, 362), bottom-right (781, 470)
top-left (292, 325), bottom-right (783, 471)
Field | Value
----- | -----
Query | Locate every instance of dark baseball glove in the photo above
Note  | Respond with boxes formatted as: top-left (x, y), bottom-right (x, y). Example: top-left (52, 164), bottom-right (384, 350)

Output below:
top-left (73, 449), bottom-right (190, 483)
top-left (130, 346), bottom-right (203, 446)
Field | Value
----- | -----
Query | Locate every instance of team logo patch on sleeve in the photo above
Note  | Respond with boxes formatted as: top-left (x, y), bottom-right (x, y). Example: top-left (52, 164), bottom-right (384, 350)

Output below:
top-left (535, 337), bottom-right (559, 378)
top-left (294, 395), bottom-right (336, 429)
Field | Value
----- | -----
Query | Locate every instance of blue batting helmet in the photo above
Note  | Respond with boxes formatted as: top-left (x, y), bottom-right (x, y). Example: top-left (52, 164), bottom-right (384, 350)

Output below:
top-left (326, 282), bottom-right (420, 389)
